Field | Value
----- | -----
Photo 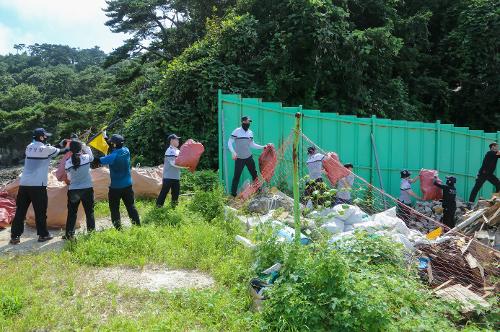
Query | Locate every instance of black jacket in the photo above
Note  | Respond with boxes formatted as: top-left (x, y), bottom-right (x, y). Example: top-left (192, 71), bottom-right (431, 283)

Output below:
top-left (479, 150), bottom-right (499, 175)
top-left (434, 180), bottom-right (456, 208)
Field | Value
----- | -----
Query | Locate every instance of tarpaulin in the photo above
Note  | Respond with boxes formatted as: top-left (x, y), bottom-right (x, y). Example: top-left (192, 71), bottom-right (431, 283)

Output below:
top-left (420, 169), bottom-right (443, 201)
top-left (0, 192), bottom-right (16, 228)
top-left (259, 145), bottom-right (277, 182)
top-left (175, 139), bottom-right (205, 172)
top-left (322, 152), bottom-right (350, 186)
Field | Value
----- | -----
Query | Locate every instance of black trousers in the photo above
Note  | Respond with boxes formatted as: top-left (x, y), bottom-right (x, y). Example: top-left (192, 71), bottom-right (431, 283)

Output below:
top-left (469, 173), bottom-right (500, 202)
top-left (156, 179), bottom-right (180, 208)
top-left (396, 200), bottom-right (413, 223)
top-left (66, 188), bottom-right (95, 236)
top-left (11, 186), bottom-right (49, 238)
top-left (442, 205), bottom-right (456, 228)
top-left (108, 185), bottom-right (140, 229)
top-left (231, 157), bottom-right (258, 196)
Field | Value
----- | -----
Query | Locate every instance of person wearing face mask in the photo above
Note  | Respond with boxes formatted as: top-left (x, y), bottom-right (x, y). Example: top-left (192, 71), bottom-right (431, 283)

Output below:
top-left (10, 128), bottom-right (69, 245)
top-left (99, 134), bottom-right (140, 229)
top-left (433, 175), bottom-right (457, 228)
top-left (156, 134), bottom-right (188, 208)
top-left (228, 116), bottom-right (271, 197)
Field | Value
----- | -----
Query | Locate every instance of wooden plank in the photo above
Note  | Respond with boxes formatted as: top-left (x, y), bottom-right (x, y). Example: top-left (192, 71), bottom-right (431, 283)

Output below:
top-left (433, 279), bottom-right (454, 291)
top-left (435, 284), bottom-right (490, 312)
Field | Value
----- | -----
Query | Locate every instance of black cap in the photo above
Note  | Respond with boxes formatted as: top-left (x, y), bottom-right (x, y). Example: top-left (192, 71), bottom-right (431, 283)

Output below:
top-left (344, 163), bottom-right (353, 168)
top-left (167, 134), bottom-right (181, 140)
top-left (489, 142), bottom-right (498, 149)
top-left (401, 169), bottom-right (411, 178)
top-left (241, 116), bottom-right (252, 122)
top-left (307, 146), bottom-right (316, 154)
top-left (446, 176), bottom-right (456, 184)
top-left (109, 134), bottom-right (124, 144)
top-left (33, 128), bottom-right (52, 138)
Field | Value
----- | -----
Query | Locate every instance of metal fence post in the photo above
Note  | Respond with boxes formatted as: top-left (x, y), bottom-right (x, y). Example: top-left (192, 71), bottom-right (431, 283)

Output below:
top-left (293, 112), bottom-right (302, 245)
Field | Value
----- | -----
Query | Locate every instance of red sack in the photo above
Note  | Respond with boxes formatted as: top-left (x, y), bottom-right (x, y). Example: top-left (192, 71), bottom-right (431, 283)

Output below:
top-left (322, 152), bottom-right (350, 186)
top-left (238, 179), bottom-right (262, 200)
top-left (420, 169), bottom-right (443, 201)
top-left (0, 191), bottom-right (16, 228)
top-left (55, 152), bottom-right (72, 184)
top-left (259, 145), bottom-right (277, 182)
top-left (175, 139), bottom-right (205, 173)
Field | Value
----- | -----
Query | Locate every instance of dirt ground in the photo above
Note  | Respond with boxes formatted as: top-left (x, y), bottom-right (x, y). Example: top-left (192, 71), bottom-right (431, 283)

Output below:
top-left (91, 265), bottom-right (215, 292)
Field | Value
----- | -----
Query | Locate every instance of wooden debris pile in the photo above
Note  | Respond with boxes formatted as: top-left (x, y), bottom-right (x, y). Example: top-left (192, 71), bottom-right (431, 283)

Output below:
top-left (416, 235), bottom-right (499, 311)
top-left (451, 194), bottom-right (500, 249)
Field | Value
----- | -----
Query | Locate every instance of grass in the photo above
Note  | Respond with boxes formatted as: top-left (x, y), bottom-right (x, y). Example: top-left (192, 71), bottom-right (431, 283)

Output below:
top-left (1, 182), bottom-right (497, 331)
top-left (0, 198), bottom-right (259, 331)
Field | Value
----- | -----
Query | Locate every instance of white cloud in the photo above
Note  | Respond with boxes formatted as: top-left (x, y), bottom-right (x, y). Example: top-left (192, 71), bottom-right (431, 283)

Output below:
top-left (0, 0), bottom-right (109, 25)
top-left (0, 0), bottom-right (127, 54)
top-left (0, 23), bottom-right (35, 54)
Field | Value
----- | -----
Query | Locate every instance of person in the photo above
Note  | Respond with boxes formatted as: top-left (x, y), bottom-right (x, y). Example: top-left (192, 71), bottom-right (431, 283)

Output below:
top-left (63, 140), bottom-right (95, 240)
top-left (433, 176), bottom-right (457, 228)
top-left (397, 169), bottom-right (422, 222)
top-left (304, 146), bottom-right (326, 206)
top-left (10, 128), bottom-right (68, 244)
top-left (468, 142), bottom-right (500, 204)
top-left (99, 134), bottom-right (140, 229)
top-left (156, 134), bottom-right (188, 208)
top-left (228, 116), bottom-right (270, 197)
top-left (336, 163), bottom-right (355, 205)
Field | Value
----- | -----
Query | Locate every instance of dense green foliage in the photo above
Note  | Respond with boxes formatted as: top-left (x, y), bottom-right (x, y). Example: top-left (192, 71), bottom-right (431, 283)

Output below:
top-left (1, 0), bottom-right (498, 168)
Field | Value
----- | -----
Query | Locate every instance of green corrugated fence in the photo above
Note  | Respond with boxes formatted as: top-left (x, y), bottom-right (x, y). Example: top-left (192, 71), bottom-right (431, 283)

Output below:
top-left (218, 90), bottom-right (500, 200)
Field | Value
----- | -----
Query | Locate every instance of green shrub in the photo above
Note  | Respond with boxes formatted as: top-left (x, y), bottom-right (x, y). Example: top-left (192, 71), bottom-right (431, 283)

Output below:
top-left (142, 206), bottom-right (184, 227)
top-left (182, 170), bottom-right (219, 192)
top-left (260, 234), bottom-right (462, 332)
top-left (188, 187), bottom-right (225, 222)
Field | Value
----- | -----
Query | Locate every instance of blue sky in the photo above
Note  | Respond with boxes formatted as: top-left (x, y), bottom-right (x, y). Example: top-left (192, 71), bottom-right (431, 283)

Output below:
top-left (0, 0), bottom-right (128, 55)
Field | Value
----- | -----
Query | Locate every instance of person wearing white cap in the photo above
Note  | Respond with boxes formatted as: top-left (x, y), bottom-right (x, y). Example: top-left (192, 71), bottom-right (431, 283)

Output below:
top-left (156, 134), bottom-right (188, 208)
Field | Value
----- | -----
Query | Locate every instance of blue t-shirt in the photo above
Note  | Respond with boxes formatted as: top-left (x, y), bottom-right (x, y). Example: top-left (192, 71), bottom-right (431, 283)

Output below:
top-left (99, 147), bottom-right (133, 189)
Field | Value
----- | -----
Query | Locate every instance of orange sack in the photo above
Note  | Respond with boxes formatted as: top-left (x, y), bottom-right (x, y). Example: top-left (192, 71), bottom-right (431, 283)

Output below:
top-left (259, 145), bottom-right (277, 183)
top-left (322, 152), bottom-right (350, 186)
top-left (175, 139), bottom-right (205, 172)
top-left (0, 192), bottom-right (16, 228)
top-left (420, 169), bottom-right (443, 201)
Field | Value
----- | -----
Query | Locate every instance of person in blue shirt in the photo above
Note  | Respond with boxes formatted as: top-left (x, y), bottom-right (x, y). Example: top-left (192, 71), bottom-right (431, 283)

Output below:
top-left (63, 140), bottom-right (95, 240)
top-left (99, 134), bottom-right (140, 229)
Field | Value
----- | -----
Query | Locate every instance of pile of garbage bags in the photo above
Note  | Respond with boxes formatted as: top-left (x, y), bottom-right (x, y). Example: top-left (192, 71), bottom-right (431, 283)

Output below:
top-left (0, 166), bottom-right (166, 229)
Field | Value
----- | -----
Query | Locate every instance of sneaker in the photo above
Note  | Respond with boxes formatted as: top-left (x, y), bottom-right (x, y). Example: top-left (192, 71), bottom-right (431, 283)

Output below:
top-left (9, 237), bottom-right (20, 245)
top-left (38, 235), bottom-right (53, 242)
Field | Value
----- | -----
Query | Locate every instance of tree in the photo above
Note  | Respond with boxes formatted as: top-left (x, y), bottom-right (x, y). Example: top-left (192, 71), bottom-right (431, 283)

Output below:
top-left (103, 0), bottom-right (235, 63)
top-left (0, 84), bottom-right (42, 111)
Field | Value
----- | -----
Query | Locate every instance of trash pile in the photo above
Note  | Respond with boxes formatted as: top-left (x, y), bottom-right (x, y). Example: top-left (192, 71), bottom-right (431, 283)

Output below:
top-left (234, 190), bottom-right (499, 313)
top-left (451, 194), bottom-right (500, 249)
top-left (414, 199), bottom-right (468, 230)
top-left (0, 166), bottom-right (167, 229)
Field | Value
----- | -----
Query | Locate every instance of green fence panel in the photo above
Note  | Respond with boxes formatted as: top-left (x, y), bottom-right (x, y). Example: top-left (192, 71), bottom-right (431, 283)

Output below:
top-left (218, 90), bottom-right (500, 200)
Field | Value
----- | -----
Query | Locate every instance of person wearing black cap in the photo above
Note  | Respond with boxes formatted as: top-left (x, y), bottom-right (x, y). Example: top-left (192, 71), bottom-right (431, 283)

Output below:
top-left (99, 134), bottom-right (140, 229)
top-left (468, 142), bottom-right (500, 205)
top-left (228, 116), bottom-right (271, 197)
top-left (10, 128), bottom-right (69, 244)
top-left (434, 175), bottom-right (457, 228)
top-left (156, 134), bottom-right (188, 208)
